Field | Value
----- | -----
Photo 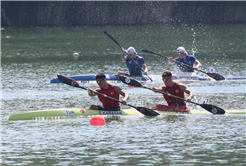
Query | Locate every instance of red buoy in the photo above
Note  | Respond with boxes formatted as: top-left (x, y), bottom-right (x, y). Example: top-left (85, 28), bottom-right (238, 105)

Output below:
top-left (90, 115), bottom-right (105, 126)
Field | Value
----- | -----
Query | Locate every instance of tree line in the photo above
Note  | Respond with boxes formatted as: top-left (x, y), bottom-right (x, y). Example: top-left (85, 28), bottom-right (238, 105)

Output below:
top-left (1, 1), bottom-right (245, 27)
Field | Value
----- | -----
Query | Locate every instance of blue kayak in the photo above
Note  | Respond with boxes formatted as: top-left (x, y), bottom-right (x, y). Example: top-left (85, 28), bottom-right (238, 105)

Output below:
top-left (50, 74), bottom-right (150, 83)
top-left (50, 73), bottom-right (246, 83)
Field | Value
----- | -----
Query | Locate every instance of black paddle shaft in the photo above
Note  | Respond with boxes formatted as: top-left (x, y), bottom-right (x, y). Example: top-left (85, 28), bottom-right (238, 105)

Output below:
top-left (141, 50), bottom-right (225, 81)
top-left (104, 31), bottom-right (124, 50)
top-left (57, 74), bottom-right (159, 116)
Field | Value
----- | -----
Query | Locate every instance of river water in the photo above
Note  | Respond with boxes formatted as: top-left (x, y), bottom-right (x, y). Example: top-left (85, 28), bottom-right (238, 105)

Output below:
top-left (1, 25), bottom-right (246, 165)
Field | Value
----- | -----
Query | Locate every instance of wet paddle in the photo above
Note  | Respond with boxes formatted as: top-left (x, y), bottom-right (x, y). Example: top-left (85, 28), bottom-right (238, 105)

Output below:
top-left (103, 31), bottom-right (153, 82)
top-left (57, 74), bottom-right (159, 116)
top-left (119, 75), bottom-right (225, 114)
top-left (142, 49), bottom-right (225, 81)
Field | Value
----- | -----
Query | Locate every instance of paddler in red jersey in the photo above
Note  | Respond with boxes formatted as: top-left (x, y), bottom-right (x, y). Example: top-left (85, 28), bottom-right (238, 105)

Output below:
top-left (151, 70), bottom-right (194, 112)
top-left (87, 72), bottom-right (129, 111)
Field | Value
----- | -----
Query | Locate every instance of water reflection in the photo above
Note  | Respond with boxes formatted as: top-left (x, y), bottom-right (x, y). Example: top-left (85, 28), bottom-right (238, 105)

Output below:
top-left (1, 25), bottom-right (245, 165)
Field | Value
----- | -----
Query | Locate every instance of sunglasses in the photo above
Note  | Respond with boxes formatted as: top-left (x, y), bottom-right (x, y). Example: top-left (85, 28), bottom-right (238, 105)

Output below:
top-left (162, 77), bottom-right (171, 82)
top-left (96, 79), bottom-right (104, 84)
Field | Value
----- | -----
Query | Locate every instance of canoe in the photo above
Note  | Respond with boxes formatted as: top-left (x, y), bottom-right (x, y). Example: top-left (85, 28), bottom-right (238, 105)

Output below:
top-left (50, 73), bottom-right (246, 83)
top-left (8, 107), bottom-right (246, 121)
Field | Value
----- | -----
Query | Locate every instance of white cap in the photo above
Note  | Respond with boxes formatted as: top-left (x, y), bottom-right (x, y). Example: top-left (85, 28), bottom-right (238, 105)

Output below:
top-left (127, 47), bottom-right (137, 54)
top-left (177, 47), bottom-right (185, 53)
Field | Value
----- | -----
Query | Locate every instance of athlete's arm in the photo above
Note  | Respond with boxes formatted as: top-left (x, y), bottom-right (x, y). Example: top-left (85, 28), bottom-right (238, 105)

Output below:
top-left (114, 85), bottom-right (129, 105)
top-left (179, 84), bottom-right (194, 102)
top-left (142, 63), bottom-right (148, 74)
top-left (121, 49), bottom-right (128, 61)
top-left (87, 88), bottom-right (99, 97)
top-left (167, 57), bottom-right (176, 64)
top-left (194, 59), bottom-right (202, 70)
top-left (152, 86), bottom-right (165, 93)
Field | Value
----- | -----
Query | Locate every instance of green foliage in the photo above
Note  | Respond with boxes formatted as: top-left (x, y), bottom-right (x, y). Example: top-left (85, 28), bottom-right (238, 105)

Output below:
top-left (1, 1), bottom-right (245, 27)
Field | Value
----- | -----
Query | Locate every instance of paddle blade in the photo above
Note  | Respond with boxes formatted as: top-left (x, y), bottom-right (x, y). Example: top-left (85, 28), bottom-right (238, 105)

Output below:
top-left (119, 75), bottom-right (143, 88)
top-left (136, 107), bottom-right (160, 116)
top-left (206, 72), bottom-right (225, 81)
top-left (103, 31), bottom-right (112, 39)
top-left (200, 104), bottom-right (225, 114)
top-left (57, 75), bottom-right (80, 87)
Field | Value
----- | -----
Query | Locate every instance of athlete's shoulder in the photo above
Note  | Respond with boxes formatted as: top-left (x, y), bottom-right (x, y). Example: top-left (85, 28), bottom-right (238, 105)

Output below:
top-left (178, 83), bottom-right (188, 90)
top-left (187, 54), bottom-right (197, 59)
top-left (136, 55), bottom-right (146, 64)
top-left (112, 84), bottom-right (121, 89)
top-left (174, 82), bottom-right (180, 86)
top-left (113, 84), bottom-right (123, 93)
top-left (108, 83), bottom-right (115, 87)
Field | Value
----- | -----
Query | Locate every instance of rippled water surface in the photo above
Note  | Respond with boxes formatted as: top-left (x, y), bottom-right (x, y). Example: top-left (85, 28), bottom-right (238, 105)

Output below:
top-left (1, 25), bottom-right (246, 165)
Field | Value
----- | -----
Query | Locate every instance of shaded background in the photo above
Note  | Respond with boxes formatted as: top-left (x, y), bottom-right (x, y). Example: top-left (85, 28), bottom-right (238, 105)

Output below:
top-left (1, 1), bottom-right (246, 27)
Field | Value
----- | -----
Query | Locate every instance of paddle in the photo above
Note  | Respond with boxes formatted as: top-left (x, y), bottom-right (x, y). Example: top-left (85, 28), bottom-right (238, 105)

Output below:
top-left (142, 49), bottom-right (225, 81)
top-left (57, 74), bottom-right (159, 116)
top-left (103, 31), bottom-right (153, 82)
top-left (119, 75), bottom-right (225, 114)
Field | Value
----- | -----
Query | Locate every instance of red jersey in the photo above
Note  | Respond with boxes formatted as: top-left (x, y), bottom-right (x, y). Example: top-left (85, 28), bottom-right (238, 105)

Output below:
top-left (153, 105), bottom-right (190, 112)
top-left (98, 84), bottom-right (120, 109)
top-left (163, 82), bottom-right (186, 106)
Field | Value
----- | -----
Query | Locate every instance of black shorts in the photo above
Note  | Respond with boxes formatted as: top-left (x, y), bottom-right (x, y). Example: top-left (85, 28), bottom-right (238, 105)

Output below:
top-left (97, 106), bottom-right (120, 111)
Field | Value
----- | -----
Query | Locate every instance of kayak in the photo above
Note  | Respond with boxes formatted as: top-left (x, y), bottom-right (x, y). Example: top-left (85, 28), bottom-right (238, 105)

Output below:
top-left (50, 74), bottom-right (149, 83)
top-left (50, 73), bottom-right (246, 83)
top-left (9, 107), bottom-right (246, 121)
top-left (171, 71), bottom-right (246, 81)
top-left (8, 108), bottom-right (139, 120)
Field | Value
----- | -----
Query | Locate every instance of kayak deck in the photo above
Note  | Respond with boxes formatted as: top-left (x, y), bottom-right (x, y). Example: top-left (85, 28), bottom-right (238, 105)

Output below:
top-left (50, 74), bottom-right (150, 83)
top-left (50, 74), bottom-right (246, 83)
top-left (8, 108), bottom-right (246, 120)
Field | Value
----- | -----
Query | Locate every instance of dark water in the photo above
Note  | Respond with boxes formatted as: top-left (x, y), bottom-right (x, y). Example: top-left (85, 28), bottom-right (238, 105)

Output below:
top-left (1, 25), bottom-right (246, 165)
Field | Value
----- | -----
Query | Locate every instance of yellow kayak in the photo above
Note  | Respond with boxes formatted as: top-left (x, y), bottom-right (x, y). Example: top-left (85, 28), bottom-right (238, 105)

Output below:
top-left (8, 107), bottom-right (246, 121)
